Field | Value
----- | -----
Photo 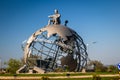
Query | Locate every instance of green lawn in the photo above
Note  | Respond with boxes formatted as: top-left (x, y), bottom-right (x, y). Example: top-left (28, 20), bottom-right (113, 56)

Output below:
top-left (52, 77), bottom-right (119, 80)
top-left (0, 72), bottom-right (119, 80)
top-left (0, 72), bottom-right (118, 76)
top-left (52, 78), bottom-right (92, 80)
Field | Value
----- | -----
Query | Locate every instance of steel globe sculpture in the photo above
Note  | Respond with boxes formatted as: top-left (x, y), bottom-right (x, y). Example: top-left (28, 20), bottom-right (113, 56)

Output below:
top-left (17, 10), bottom-right (88, 74)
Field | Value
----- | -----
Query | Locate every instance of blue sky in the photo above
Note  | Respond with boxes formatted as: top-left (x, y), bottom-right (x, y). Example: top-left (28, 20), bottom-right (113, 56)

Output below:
top-left (0, 0), bottom-right (120, 65)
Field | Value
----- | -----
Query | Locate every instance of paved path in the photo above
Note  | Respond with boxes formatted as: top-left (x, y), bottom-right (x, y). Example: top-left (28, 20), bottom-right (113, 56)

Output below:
top-left (0, 74), bottom-right (119, 79)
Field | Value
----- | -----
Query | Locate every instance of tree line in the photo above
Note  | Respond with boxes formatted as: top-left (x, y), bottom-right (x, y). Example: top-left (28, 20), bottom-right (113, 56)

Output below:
top-left (1, 58), bottom-right (119, 74)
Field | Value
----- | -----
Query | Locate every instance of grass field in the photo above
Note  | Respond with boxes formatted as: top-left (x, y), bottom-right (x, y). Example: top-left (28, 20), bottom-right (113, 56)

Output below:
top-left (0, 72), bottom-right (118, 76)
top-left (0, 72), bottom-right (119, 80)
top-left (52, 78), bottom-right (119, 80)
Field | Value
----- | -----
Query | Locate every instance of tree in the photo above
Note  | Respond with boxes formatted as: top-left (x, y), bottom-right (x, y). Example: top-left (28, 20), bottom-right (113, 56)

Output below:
top-left (107, 65), bottom-right (119, 73)
top-left (5, 58), bottom-right (22, 74)
top-left (88, 60), bottom-right (107, 72)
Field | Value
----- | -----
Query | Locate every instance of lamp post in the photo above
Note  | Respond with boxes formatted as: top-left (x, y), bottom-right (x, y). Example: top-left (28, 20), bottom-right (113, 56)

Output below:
top-left (0, 57), bottom-right (2, 72)
top-left (86, 42), bottom-right (97, 71)
top-left (86, 42), bottom-right (97, 61)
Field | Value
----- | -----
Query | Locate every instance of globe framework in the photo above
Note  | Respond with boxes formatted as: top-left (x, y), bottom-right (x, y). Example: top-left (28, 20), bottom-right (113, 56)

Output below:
top-left (17, 10), bottom-right (88, 74)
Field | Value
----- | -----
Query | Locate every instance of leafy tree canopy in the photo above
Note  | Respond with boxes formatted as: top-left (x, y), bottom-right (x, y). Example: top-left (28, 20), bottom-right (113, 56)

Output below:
top-left (5, 58), bottom-right (22, 74)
